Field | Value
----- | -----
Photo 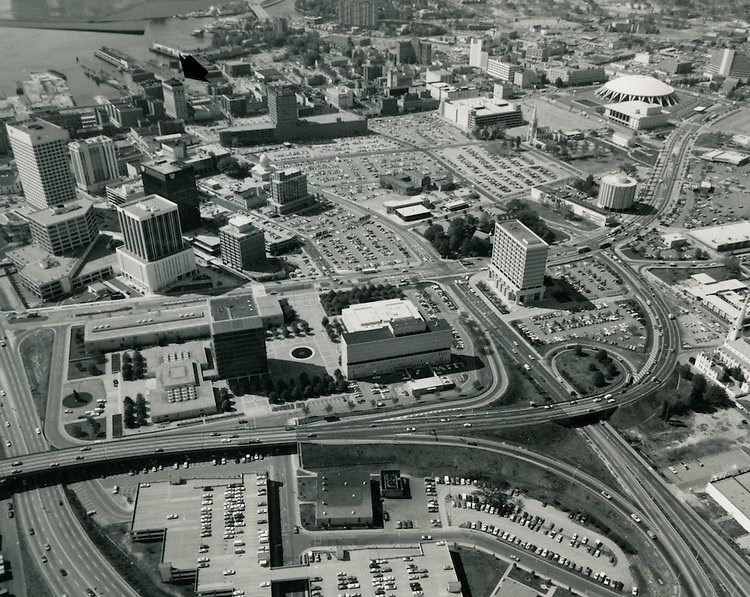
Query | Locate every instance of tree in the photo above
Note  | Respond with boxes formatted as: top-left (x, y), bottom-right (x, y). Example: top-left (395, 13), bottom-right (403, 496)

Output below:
top-left (574, 344), bottom-right (584, 357)
top-left (291, 387), bottom-right (302, 401)
top-left (221, 399), bottom-right (232, 412)
top-left (88, 363), bottom-right (99, 376)
top-left (324, 403), bottom-right (334, 413)
top-left (723, 256), bottom-right (742, 276)
top-left (73, 389), bottom-right (81, 402)
top-left (607, 362), bottom-right (619, 378)
top-left (122, 362), bottom-right (133, 381)
top-left (280, 389), bottom-right (291, 402)
top-left (554, 77), bottom-right (564, 88)
top-left (679, 363), bottom-right (693, 379)
top-left (592, 371), bottom-right (606, 387)
top-left (588, 362), bottom-right (599, 372)
top-left (321, 316), bottom-right (329, 328)
top-left (303, 385), bottom-right (314, 398)
top-left (596, 349), bottom-right (609, 363)
top-left (217, 156), bottom-right (249, 179)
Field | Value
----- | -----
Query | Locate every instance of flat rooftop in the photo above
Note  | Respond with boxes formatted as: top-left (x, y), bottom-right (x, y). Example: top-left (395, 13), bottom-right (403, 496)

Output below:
top-left (342, 298), bottom-right (422, 333)
top-left (710, 470), bottom-right (750, 517)
top-left (84, 302), bottom-right (209, 343)
top-left (689, 221), bottom-right (750, 249)
top-left (496, 219), bottom-right (548, 246)
top-left (301, 111), bottom-right (366, 124)
top-left (315, 471), bottom-right (374, 522)
top-left (446, 96), bottom-right (519, 115)
top-left (143, 159), bottom-right (188, 175)
top-left (208, 293), bottom-right (260, 322)
top-left (119, 194), bottom-right (177, 219)
top-left (24, 198), bottom-right (93, 227)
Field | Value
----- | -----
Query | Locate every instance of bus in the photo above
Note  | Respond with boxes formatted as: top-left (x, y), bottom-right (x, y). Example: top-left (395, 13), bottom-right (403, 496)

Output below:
top-left (577, 246), bottom-right (592, 254)
top-left (599, 241), bottom-right (612, 250)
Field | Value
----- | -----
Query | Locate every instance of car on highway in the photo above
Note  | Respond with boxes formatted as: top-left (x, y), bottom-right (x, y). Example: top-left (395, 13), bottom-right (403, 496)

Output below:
top-left (41, 555), bottom-right (47, 564)
top-left (28, 527), bottom-right (34, 535)
top-left (59, 568), bottom-right (67, 576)
top-left (463, 423), bottom-right (472, 427)
top-left (405, 427), bottom-right (416, 432)
top-left (600, 491), bottom-right (612, 500)
top-left (75, 455), bottom-right (85, 460)
top-left (80, 446), bottom-right (91, 451)
top-left (630, 513), bottom-right (642, 523)
top-left (4, 421), bottom-right (9, 427)
top-left (50, 462), bottom-right (59, 468)
top-left (44, 543), bottom-right (51, 551)
top-left (0, 390), bottom-right (5, 396)
top-left (35, 427), bottom-right (41, 435)
top-left (4, 440), bottom-right (10, 448)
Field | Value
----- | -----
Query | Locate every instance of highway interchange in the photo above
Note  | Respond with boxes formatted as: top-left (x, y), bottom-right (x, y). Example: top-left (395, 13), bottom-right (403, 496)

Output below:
top-left (2, 107), bottom-right (750, 597)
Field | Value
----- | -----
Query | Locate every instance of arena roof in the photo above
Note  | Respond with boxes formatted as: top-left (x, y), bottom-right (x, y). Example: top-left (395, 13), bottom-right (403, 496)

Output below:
top-left (596, 75), bottom-right (679, 106)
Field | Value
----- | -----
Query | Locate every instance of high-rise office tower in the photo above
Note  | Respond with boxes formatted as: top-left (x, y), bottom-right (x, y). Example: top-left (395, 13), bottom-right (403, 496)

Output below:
top-left (141, 160), bottom-right (201, 231)
top-left (208, 293), bottom-right (268, 380)
top-left (219, 215), bottom-right (266, 270)
top-left (489, 220), bottom-right (549, 305)
top-left (162, 78), bottom-right (188, 120)
top-left (267, 84), bottom-right (298, 127)
top-left (6, 119), bottom-right (77, 210)
top-left (115, 194), bottom-right (196, 293)
top-left (338, 0), bottom-right (377, 28)
top-left (270, 168), bottom-right (314, 215)
top-left (68, 135), bottom-right (119, 193)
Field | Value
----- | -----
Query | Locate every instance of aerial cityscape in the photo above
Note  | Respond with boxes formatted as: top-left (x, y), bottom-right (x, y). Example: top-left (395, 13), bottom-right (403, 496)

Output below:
top-left (1, 0), bottom-right (750, 596)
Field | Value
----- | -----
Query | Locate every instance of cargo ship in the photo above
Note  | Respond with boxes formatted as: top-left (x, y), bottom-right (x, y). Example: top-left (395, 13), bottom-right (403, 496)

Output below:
top-left (150, 42), bottom-right (184, 59)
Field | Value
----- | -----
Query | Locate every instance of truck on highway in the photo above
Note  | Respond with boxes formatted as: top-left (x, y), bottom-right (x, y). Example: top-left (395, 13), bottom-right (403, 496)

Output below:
top-left (577, 246), bottom-right (591, 254)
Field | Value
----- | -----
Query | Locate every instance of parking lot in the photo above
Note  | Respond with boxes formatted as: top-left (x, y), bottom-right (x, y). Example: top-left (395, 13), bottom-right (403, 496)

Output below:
top-left (547, 259), bottom-right (627, 302)
top-left (286, 206), bottom-right (416, 274)
top-left (368, 112), bottom-right (474, 147)
top-left (515, 299), bottom-right (647, 353)
top-left (427, 478), bottom-right (634, 591)
top-left (435, 145), bottom-right (566, 200)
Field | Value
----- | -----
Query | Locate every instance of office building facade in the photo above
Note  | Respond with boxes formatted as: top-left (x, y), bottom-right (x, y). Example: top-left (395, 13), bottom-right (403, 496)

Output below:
top-left (340, 298), bottom-right (452, 379)
top-left (268, 84), bottom-right (299, 126)
top-left (270, 168), bottom-right (314, 214)
top-left (141, 160), bottom-right (201, 231)
top-left (6, 119), bottom-right (77, 210)
top-left (707, 49), bottom-right (750, 80)
top-left (219, 215), bottom-right (266, 269)
top-left (489, 220), bottom-right (549, 305)
top-left (162, 79), bottom-right (188, 120)
top-left (68, 135), bottom-right (119, 193)
top-left (208, 294), bottom-right (268, 380)
top-left (338, 0), bottom-right (377, 28)
top-left (26, 199), bottom-right (98, 255)
top-left (116, 194), bottom-right (196, 293)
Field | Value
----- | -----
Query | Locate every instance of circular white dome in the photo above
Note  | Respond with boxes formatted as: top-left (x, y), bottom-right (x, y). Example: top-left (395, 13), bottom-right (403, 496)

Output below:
top-left (596, 75), bottom-right (678, 106)
top-left (601, 172), bottom-right (637, 187)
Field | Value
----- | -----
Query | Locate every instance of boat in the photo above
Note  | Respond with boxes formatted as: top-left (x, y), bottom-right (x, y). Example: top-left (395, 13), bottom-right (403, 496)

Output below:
top-left (192, 28), bottom-right (204, 37)
top-left (15, 81), bottom-right (23, 95)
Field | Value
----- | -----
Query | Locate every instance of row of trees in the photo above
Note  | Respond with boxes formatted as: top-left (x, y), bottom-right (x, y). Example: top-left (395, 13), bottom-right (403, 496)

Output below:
top-left (122, 350), bottom-right (146, 382)
top-left (572, 174), bottom-right (599, 197)
top-left (227, 370), bottom-right (349, 404)
top-left (320, 284), bottom-right (404, 316)
top-left (123, 394), bottom-right (148, 429)
top-left (321, 316), bottom-right (345, 343)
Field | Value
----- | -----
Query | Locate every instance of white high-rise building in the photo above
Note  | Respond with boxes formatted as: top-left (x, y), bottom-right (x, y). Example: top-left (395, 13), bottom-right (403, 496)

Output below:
top-left (163, 79), bottom-right (188, 120)
top-left (489, 220), bottom-right (549, 305)
top-left (6, 119), bottom-right (77, 210)
top-left (68, 135), bottom-right (119, 193)
top-left (115, 194), bottom-right (196, 293)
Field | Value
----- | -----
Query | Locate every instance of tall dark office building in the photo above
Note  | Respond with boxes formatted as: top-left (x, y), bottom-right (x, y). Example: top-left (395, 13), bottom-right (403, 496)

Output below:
top-left (267, 84), bottom-right (298, 126)
top-left (141, 160), bottom-right (201, 231)
top-left (209, 294), bottom-right (268, 380)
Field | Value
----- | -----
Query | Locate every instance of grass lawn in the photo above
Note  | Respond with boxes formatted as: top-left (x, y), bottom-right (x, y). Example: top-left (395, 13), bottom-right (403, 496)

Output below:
top-left (507, 566), bottom-right (553, 593)
top-left (297, 475), bottom-right (317, 501)
top-left (299, 503), bottom-right (316, 529)
top-left (112, 414), bottom-right (123, 438)
top-left (19, 328), bottom-right (55, 424)
top-left (65, 416), bottom-right (106, 441)
top-left (451, 546), bottom-right (508, 597)
top-left (557, 348), bottom-right (623, 396)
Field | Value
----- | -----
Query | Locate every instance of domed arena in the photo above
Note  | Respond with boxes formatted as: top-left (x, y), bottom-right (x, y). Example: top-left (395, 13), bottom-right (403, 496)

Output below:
top-left (595, 75), bottom-right (679, 107)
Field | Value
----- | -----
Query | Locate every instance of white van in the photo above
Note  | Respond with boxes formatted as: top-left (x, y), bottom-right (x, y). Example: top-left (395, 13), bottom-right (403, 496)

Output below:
top-left (233, 540), bottom-right (245, 547)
